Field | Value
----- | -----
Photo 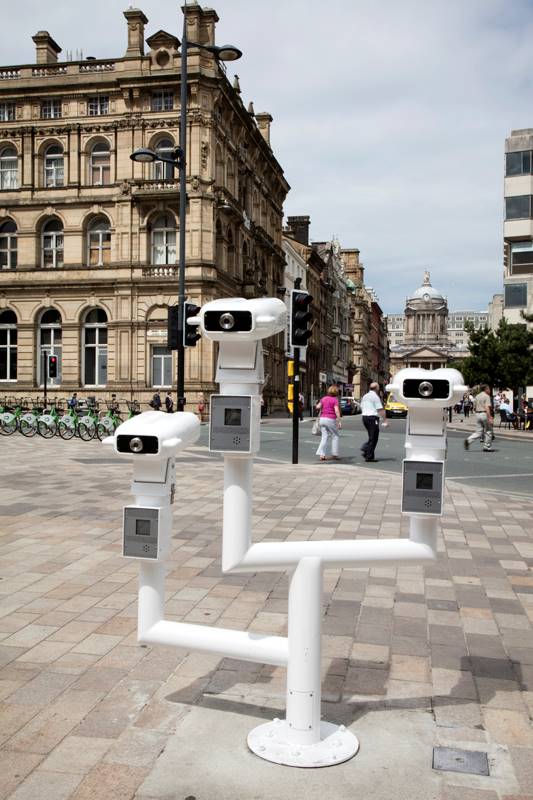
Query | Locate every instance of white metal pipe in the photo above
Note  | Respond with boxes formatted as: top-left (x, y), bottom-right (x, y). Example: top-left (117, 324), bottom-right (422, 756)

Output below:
top-left (138, 561), bottom-right (165, 640)
top-left (140, 620), bottom-right (288, 667)
top-left (222, 457), bottom-right (252, 573)
top-left (226, 538), bottom-right (437, 573)
top-left (409, 514), bottom-right (438, 552)
top-left (286, 558), bottom-right (323, 745)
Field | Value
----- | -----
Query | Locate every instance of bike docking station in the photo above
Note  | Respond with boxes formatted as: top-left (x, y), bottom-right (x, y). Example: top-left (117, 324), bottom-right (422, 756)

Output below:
top-left (104, 298), bottom-right (466, 769)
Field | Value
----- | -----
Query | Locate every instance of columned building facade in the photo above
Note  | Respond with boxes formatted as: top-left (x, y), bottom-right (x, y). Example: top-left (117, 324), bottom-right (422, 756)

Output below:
top-left (0, 5), bottom-right (289, 409)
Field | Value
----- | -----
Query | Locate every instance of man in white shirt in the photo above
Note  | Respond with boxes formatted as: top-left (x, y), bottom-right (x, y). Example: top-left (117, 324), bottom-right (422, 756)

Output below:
top-left (360, 382), bottom-right (387, 462)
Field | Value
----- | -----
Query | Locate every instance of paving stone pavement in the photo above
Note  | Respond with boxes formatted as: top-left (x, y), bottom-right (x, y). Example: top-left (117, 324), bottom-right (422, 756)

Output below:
top-left (0, 433), bottom-right (532, 800)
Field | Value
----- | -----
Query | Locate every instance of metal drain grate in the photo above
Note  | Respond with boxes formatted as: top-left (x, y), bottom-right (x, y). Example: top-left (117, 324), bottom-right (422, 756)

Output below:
top-left (432, 746), bottom-right (489, 776)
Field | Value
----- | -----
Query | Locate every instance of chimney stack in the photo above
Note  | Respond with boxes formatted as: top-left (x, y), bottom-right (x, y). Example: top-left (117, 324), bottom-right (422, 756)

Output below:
top-left (123, 8), bottom-right (149, 57)
top-left (182, 2), bottom-right (219, 46)
top-left (341, 248), bottom-right (364, 284)
top-left (256, 112), bottom-right (273, 145)
top-left (32, 31), bottom-right (61, 65)
top-left (287, 215), bottom-right (311, 246)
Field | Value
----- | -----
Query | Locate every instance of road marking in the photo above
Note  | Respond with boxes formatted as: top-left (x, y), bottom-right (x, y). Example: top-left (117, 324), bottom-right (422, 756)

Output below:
top-left (447, 472), bottom-right (533, 480)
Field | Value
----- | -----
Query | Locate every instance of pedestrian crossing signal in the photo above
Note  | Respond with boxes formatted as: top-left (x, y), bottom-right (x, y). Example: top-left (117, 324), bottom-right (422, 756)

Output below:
top-left (48, 355), bottom-right (58, 378)
top-left (290, 290), bottom-right (313, 348)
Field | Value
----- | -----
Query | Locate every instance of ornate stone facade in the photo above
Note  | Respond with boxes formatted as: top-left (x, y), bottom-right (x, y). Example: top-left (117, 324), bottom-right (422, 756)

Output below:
top-left (0, 5), bottom-right (289, 409)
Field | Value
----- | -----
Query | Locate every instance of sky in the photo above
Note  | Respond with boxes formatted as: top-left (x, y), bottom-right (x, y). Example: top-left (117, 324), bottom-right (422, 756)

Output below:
top-left (5, 0), bottom-right (533, 313)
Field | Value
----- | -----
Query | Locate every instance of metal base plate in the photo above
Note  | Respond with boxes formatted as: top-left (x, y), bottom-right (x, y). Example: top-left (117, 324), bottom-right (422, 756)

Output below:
top-left (247, 718), bottom-right (359, 768)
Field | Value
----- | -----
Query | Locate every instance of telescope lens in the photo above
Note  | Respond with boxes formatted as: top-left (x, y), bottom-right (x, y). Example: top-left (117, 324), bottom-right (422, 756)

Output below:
top-left (219, 312), bottom-right (235, 330)
top-left (419, 381), bottom-right (433, 398)
top-left (130, 437), bottom-right (144, 453)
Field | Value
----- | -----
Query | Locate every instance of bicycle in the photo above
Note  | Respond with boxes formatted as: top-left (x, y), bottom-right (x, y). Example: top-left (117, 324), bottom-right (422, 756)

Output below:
top-left (0, 396), bottom-right (20, 435)
top-left (96, 399), bottom-right (123, 441)
top-left (77, 399), bottom-right (100, 441)
top-left (18, 398), bottom-right (41, 437)
top-left (37, 400), bottom-right (63, 438)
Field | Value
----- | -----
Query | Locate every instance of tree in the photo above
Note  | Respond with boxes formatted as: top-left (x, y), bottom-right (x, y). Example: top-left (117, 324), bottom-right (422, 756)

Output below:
top-left (497, 319), bottom-right (533, 404)
top-left (460, 323), bottom-right (502, 393)
top-left (460, 320), bottom-right (533, 408)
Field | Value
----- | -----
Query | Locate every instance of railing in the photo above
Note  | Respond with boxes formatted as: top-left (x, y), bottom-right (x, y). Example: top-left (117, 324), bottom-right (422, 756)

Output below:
top-left (0, 69), bottom-right (21, 80)
top-left (131, 179), bottom-right (180, 193)
top-left (79, 61), bottom-right (116, 73)
top-left (32, 66), bottom-right (68, 77)
top-left (142, 265), bottom-right (178, 278)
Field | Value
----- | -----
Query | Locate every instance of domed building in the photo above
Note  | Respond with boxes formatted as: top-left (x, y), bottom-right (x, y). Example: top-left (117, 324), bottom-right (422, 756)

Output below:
top-left (390, 271), bottom-right (454, 377)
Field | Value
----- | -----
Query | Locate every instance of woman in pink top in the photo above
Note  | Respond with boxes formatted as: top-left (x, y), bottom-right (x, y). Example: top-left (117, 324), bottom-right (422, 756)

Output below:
top-left (315, 385), bottom-right (342, 461)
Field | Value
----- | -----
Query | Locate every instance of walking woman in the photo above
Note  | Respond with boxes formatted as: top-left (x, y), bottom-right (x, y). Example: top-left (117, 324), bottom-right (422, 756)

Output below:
top-left (315, 385), bottom-right (342, 461)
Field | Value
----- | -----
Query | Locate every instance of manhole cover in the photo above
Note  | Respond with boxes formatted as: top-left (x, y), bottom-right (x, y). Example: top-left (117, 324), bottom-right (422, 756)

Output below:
top-left (432, 746), bottom-right (489, 776)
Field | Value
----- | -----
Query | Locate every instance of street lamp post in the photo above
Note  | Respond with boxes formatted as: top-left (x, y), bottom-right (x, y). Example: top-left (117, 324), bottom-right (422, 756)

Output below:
top-left (131, 6), bottom-right (241, 411)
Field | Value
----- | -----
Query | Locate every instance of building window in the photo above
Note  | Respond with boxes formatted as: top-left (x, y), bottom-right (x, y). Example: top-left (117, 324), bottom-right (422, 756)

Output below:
top-left (506, 151), bottom-right (532, 176)
top-left (38, 309), bottom-right (62, 386)
top-left (505, 283), bottom-right (527, 308)
top-left (0, 219), bottom-right (17, 269)
top-left (0, 309), bottom-right (17, 381)
top-left (152, 138), bottom-right (175, 180)
top-left (152, 346), bottom-right (172, 387)
top-left (40, 99), bottom-right (62, 119)
top-left (44, 144), bottom-right (64, 187)
top-left (0, 147), bottom-right (17, 190)
top-left (89, 142), bottom-right (111, 186)
top-left (151, 90), bottom-right (174, 112)
top-left (0, 102), bottom-right (15, 122)
top-left (87, 96), bottom-right (109, 116)
top-left (510, 240), bottom-right (533, 275)
top-left (83, 308), bottom-right (107, 386)
top-left (151, 213), bottom-right (176, 265)
top-left (87, 218), bottom-right (111, 266)
top-left (505, 195), bottom-right (532, 220)
top-left (42, 219), bottom-right (64, 268)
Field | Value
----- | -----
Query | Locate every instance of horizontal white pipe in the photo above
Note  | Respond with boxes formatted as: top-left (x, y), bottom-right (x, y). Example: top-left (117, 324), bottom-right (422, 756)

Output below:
top-left (225, 538), bottom-right (437, 573)
top-left (140, 620), bottom-right (288, 667)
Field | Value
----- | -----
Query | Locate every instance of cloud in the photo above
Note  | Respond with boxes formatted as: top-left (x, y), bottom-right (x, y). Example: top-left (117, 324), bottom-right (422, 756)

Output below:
top-left (5, 0), bottom-right (533, 312)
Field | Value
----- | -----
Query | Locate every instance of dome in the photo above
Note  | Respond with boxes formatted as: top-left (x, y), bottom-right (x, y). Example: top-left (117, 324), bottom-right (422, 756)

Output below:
top-left (407, 271), bottom-right (444, 303)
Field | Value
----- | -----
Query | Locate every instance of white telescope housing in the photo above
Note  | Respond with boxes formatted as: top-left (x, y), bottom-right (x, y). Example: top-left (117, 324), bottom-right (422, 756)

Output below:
top-left (188, 296), bottom-right (287, 342)
top-left (106, 410), bottom-right (200, 459)
top-left (387, 367), bottom-right (467, 408)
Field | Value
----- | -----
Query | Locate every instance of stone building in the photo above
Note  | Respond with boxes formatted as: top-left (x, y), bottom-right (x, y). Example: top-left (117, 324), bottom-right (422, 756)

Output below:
top-left (0, 5), bottom-right (289, 409)
top-left (389, 272), bottom-right (454, 377)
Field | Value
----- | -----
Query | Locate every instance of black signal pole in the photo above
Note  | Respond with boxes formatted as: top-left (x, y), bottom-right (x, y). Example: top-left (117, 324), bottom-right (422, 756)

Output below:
top-left (291, 277), bottom-right (302, 465)
top-left (43, 351), bottom-right (48, 407)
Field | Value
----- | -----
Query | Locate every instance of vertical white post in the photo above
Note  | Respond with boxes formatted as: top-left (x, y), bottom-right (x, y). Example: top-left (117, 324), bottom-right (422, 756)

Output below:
top-left (138, 561), bottom-right (165, 640)
top-left (286, 557), bottom-right (323, 745)
top-left (222, 457), bottom-right (252, 572)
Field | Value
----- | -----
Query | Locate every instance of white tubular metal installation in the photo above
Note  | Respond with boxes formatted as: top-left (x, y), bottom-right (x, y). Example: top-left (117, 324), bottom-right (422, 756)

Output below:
top-left (116, 300), bottom-right (466, 771)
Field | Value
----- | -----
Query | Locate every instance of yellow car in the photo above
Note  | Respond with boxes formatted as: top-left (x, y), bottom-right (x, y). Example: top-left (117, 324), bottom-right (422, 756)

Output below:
top-left (384, 393), bottom-right (408, 418)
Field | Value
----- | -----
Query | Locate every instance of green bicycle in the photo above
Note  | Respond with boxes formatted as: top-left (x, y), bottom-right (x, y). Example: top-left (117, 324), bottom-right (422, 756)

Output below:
top-left (37, 400), bottom-right (63, 438)
top-left (96, 399), bottom-right (123, 441)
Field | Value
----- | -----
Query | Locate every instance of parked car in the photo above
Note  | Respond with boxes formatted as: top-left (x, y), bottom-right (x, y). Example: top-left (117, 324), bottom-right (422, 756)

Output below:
top-left (384, 392), bottom-right (408, 418)
top-left (340, 396), bottom-right (358, 416)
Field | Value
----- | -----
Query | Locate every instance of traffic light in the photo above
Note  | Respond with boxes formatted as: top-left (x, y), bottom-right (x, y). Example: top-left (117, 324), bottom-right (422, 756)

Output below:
top-left (48, 355), bottom-right (58, 378)
top-left (183, 302), bottom-right (201, 347)
top-left (289, 289), bottom-right (313, 348)
top-left (167, 306), bottom-right (180, 350)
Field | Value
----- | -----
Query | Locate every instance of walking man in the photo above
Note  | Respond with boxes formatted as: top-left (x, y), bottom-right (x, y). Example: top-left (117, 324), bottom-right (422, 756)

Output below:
top-left (360, 382), bottom-right (387, 462)
top-left (464, 384), bottom-right (494, 452)
top-left (164, 392), bottom-right (174, 413)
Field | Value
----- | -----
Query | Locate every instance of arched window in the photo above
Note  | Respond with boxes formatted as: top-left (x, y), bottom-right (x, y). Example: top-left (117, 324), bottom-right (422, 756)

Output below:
top-left (0, 146), bottom-right (17, 190)
top-left (44, 144), bottom-right (64, 187)
top-left (41, 219), bottom-right (64, 268)
top-left (0, 219), bottom-right (17, 269)
top-left (215, 144), bottom-right (224, 185)
top-left (153, 138), bottom-right (175, 180)
top-left (83, 308), bottom-right (107, 386)
top-left (151, 213), bottom-right (176, 265)
top-left (38, 309), bottom-right (62, 386)
top-left (215, 219), bottom-right (224, 271)
top-left (227, 157), bottom-right (235, 196)
top-left (89, 142), bottom-right (110, 186)
top-left (87, 217), bottom-right (111, 266)
top-left (0, 309), bottom-right (17, 381)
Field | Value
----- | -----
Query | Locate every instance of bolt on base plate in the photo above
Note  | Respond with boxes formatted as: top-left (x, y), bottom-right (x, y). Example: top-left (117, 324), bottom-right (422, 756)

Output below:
top-left (247, 718), bottom-right (359, 768)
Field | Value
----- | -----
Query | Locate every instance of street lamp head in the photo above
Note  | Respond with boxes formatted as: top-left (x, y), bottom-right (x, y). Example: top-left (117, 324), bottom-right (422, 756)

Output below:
top-left (130, 148), bottom-right (157, 164)
top-left (215, 44), bottom-right (242, 62)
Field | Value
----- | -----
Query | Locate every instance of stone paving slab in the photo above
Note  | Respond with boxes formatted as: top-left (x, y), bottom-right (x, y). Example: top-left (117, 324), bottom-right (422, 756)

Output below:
top-left (0, 434), bottom-right (532, 799)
